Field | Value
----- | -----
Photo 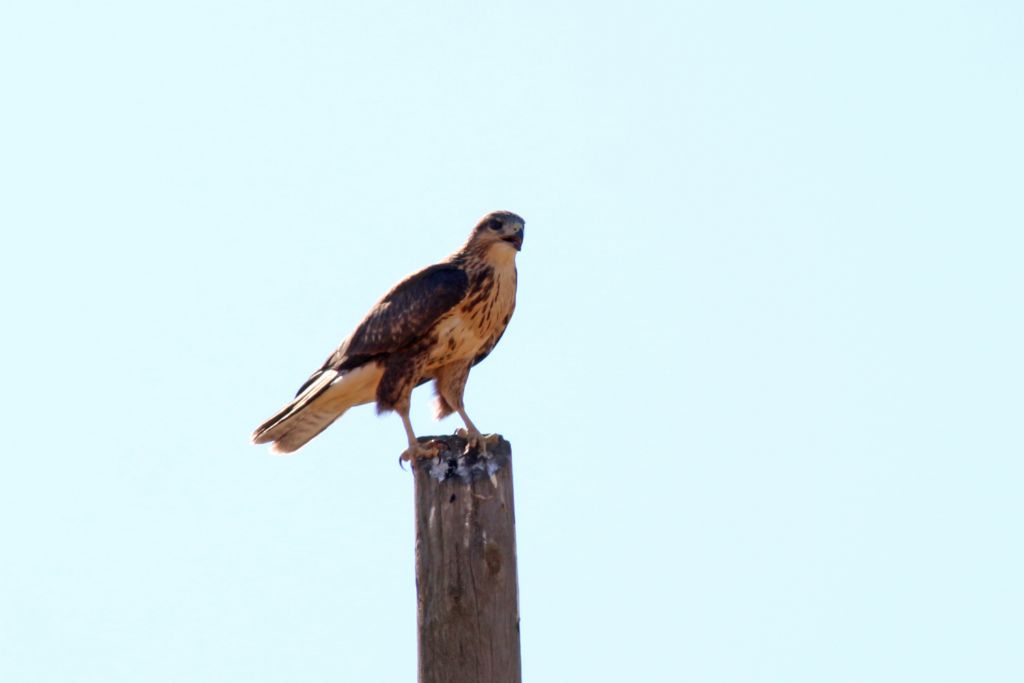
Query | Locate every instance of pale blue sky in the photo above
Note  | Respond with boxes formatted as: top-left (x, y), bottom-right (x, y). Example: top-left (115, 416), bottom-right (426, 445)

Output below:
top-left (2, 1), bottom-right (1022, 681)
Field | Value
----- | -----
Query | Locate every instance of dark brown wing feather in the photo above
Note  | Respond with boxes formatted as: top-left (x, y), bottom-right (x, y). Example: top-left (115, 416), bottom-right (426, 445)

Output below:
top-left (293, 263), bottom-right (469, 396)
top-left (343, 264), bottom-right (469, 359)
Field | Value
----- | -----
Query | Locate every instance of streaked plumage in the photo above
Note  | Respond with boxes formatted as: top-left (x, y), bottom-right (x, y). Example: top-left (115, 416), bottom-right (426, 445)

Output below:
top-left (252, 210), bottom-right (524, 459)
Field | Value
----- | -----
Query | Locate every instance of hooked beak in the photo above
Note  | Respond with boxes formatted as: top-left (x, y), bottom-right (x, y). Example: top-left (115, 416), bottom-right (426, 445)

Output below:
top-left (502, 230), bottom-right (524, 251)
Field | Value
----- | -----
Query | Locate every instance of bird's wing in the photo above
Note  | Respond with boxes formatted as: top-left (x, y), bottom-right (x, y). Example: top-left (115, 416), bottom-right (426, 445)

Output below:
top-left (344, 263), bottom-right (470, 358)
top-left (293, 263), bottom-right (469, 396)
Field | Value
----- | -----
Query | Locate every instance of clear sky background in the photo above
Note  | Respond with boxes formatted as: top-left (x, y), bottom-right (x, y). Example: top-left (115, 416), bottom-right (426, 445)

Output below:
top-left (2, 1), bottom-right (1022, 681)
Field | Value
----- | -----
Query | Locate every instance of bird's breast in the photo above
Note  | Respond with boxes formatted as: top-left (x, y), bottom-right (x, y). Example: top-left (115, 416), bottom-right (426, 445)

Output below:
top-left (427, 262), bottom-right (516, 367)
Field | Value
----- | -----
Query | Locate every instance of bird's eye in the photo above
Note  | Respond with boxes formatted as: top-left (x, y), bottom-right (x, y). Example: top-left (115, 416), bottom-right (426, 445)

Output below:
top-left (488, 220), bottom-right (503, 231)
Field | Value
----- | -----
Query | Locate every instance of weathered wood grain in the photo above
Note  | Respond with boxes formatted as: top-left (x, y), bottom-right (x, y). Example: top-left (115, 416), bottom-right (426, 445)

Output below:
top-left (412, 434), bottom-right (521, 683)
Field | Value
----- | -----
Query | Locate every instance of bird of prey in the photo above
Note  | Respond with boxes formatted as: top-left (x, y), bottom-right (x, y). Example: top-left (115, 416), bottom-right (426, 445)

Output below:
top-left (252, 210), bottom-right (524, 460)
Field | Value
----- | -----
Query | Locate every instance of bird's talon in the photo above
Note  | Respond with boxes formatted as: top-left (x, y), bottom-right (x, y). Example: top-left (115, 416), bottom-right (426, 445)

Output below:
top-left (455, 428), bottom-right (499, 455)
top-left (401, 441), bottom-right (441, 462)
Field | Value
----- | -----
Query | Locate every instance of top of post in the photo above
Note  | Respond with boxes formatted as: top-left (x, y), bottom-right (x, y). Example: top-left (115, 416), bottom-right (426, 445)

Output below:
top-left (412, 434), bottom-right (512, 484)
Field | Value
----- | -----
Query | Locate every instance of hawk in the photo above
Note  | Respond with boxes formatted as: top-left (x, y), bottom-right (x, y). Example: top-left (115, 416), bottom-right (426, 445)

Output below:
top-left (252, 210), bottom-right (524, 460)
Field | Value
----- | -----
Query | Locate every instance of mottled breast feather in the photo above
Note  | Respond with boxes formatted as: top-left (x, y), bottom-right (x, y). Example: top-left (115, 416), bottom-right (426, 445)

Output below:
top-left (461, 258), bottom-right (516, 367)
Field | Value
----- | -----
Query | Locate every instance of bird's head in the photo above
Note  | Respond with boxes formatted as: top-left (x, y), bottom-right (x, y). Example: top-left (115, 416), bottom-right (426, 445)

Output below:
top-left (467, 210), bottom-right (525, 256)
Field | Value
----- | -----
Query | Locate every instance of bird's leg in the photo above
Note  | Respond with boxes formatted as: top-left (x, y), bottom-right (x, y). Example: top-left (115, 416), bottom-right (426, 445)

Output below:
top-left (455, 407), bottom-right (499, 455)
top-left (398, 405), bottom-right (440, 462)
top-left (432, 363), bottom-right (498, 455)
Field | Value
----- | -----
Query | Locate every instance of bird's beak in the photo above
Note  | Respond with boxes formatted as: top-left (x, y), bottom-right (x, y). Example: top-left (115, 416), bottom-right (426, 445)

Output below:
top-left (503, 230), bottom-right (524, 251)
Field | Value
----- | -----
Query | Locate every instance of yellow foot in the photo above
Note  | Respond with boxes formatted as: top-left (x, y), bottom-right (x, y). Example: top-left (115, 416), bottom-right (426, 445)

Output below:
top-left (456, 428), bottom-right (499, 455)
top-left (400, 440), bottom-right (441, 463)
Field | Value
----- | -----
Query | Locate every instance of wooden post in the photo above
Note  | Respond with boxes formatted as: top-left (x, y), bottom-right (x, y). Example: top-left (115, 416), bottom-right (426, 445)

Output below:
top-left (412, 434), bottom-right (522, 683)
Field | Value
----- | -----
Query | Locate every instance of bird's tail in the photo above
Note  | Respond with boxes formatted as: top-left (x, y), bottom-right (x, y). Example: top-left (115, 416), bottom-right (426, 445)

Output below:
top-left (251, 363), bottom-right (383, 454)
